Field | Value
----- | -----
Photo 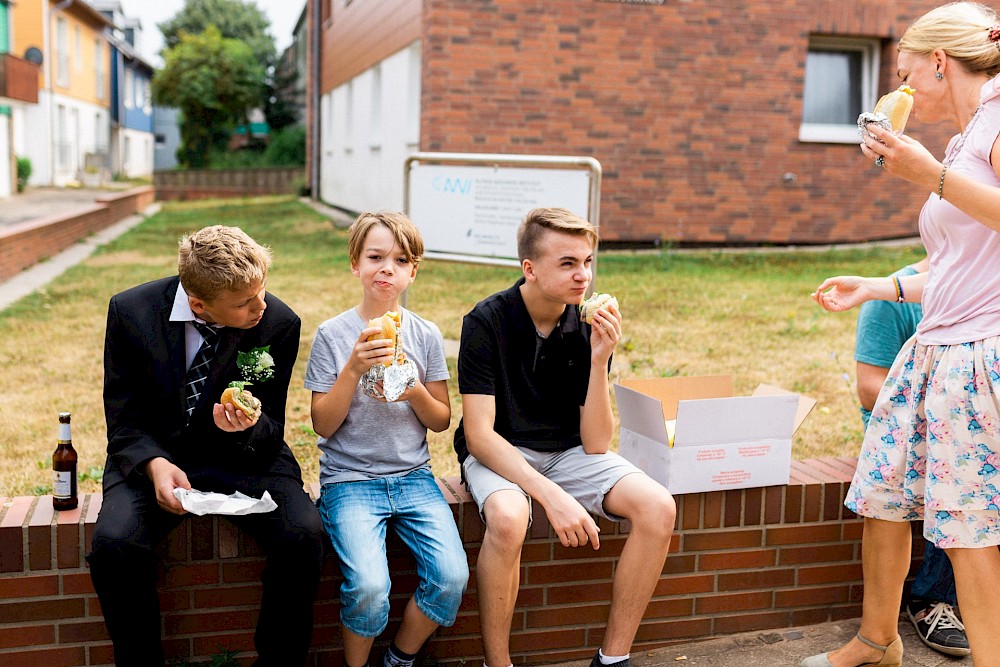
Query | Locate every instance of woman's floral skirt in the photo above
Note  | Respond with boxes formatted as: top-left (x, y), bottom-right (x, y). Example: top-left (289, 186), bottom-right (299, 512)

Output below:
top-left (847, 335), bottom-right (1000, 548)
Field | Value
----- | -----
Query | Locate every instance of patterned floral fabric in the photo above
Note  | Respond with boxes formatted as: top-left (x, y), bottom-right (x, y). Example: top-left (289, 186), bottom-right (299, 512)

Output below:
top-left (846, 335), bottom-right (1000, 548)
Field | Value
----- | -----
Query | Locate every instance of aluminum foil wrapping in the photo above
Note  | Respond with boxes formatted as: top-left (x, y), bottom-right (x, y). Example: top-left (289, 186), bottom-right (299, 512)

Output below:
top-left (857, 111), bottom-right (893, 141)
top-left (361, 359), bottom-right (417, 402)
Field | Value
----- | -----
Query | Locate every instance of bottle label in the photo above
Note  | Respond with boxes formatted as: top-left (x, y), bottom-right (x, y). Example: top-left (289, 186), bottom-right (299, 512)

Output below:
top-left (58, 424), bottom-right (71, 442)
top-left (53, 470), bottom-right (73, 499)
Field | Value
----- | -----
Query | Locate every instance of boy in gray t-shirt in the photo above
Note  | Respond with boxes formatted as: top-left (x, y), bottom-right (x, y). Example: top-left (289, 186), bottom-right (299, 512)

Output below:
top-left (305, 212), bottom-right (468, 667)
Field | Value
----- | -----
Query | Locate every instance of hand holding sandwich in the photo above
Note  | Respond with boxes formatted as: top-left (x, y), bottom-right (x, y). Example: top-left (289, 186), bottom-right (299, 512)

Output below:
top-left (584, 296), bottom-right (622, 366)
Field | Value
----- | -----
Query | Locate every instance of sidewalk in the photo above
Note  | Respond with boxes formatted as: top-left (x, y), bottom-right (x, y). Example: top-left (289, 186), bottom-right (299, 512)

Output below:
top-left (553, 617), bottom-right (965, 667)
top-left (0, 197), bottom-right (157, 311)
top-left (0, 186), bottom-right (131, 227)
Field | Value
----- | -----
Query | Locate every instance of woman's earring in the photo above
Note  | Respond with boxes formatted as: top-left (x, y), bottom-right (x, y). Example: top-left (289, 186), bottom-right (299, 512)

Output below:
top-left (936, 71), bottom-right (944, 80)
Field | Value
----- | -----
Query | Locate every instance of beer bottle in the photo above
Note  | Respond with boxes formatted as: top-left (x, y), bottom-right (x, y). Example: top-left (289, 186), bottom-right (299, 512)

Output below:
top-left (52, 412), bottom-right (78, 511)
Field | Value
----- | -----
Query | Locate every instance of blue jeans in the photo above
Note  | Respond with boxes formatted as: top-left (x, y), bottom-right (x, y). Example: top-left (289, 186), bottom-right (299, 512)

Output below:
top-left (910, 540), bottom-right (957, 606)
top-left (318, 468), bottom-right (469, 637)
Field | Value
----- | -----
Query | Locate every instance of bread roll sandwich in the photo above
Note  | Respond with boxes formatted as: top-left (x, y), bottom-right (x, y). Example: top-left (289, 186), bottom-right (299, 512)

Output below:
top-left (579, 292), bottom-right (619, 324)
top-left (873, 85), bottom-right (916, 133)
top-left (367, 311), bottom-right (402, 367)
top-left (221, 381), bottom-right (262, 423)
top-left (859, 85), bottom-right (916, 139)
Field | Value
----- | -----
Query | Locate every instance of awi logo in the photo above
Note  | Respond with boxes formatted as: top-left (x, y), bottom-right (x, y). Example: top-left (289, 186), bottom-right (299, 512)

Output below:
top-left (432, 176), bottom-right (472, 194)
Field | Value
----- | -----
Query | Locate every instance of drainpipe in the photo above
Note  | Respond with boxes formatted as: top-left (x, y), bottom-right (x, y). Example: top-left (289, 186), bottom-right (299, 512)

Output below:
top-left (310, 0), bottom-right (320, 200)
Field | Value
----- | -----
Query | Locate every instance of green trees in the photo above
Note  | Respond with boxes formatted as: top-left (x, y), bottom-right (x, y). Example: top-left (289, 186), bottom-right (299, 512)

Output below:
top-left (157, 0), bottom-right (275, 67)
top-left (153, 0), bottom-right (277, 168)
top-left (153, 26), bottom-right (264, 168)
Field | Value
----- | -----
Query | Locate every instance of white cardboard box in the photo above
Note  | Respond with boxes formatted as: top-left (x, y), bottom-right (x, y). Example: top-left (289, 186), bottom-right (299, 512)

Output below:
top-left (614, 376), bottom-right (815, 495)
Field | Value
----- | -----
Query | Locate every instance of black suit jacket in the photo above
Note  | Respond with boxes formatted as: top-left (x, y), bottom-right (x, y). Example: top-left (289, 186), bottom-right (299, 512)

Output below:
top-left (102, 276), bottom-right (303, 490)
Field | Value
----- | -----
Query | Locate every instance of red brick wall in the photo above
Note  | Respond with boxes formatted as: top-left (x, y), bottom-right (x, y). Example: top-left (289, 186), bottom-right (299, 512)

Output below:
top-left (419, 0), bottom-right (953, 245)
top-left (153, 168), bottom-right (305, 202)
top-left (0, 460), bottom-right (925, 666)
top-left (0, 187), bottom-right (155, 282)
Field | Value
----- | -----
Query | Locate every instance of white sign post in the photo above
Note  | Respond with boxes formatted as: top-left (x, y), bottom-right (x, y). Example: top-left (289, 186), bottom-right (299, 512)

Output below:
top-left (404, 153), bottom-right (602, 267)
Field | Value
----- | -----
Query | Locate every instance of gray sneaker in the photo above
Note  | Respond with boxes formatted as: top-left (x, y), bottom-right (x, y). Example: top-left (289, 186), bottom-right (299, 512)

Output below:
top-left (906, 600), bottom-right (971, 657)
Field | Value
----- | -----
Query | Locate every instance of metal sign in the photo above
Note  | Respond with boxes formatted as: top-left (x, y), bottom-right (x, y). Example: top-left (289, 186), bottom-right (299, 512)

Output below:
top-left (404, 153), bottom-right (602, 267)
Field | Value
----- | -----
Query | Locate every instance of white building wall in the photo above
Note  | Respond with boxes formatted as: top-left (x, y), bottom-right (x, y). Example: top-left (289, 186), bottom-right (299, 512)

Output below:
top-left (21, 91), bottom-right (110, 186)
top-left (0, 115), bottom-right (11, 198)
top-left (118, 127), bottom-right (154, 179)
top-left (20, 93), bottom-right (53, 187)
top-left (320, 41), bottom-right (421, 213)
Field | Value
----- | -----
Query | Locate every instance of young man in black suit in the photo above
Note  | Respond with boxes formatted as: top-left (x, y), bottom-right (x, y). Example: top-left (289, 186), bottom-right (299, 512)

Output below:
top-left (88, 225), bottom-right (324, 667)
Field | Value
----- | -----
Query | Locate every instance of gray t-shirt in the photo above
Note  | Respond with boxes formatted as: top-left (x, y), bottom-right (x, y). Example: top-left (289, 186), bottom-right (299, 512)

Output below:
top-left (304, 307), bottom-right (450, 484)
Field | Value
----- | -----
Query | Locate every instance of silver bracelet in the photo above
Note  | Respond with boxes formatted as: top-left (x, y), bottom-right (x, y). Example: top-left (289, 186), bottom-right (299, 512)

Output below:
top-left (938, 165), bottom-right (948, 200)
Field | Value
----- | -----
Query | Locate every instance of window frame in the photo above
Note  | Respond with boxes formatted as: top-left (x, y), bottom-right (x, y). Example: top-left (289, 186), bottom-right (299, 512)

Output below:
top-left (799, 36), bottom-right (881, 144)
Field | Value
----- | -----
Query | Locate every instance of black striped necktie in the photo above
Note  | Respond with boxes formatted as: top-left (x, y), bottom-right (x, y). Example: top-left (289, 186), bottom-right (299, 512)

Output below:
top-left (185, 322), bottom-right (220, 420)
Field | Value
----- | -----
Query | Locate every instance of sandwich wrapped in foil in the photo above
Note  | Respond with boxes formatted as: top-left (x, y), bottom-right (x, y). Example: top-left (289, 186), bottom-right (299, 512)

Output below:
top-left (857, 112), bottom-right (893, 141)
top-left (361, 358), bottom-right (417, 402)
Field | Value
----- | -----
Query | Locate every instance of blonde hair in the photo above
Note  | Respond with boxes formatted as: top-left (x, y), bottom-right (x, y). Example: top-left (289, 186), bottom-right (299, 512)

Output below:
top-left (516, 208), bottom-right (598, 262)
top-left (177, 225), bottom-right (272, 301)
top-left (899, 2), bottom-right (1000, 77)
top-left (347, 211), bottom-right (424, 266)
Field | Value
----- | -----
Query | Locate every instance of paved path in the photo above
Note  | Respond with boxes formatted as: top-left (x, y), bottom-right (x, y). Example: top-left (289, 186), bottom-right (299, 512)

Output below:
top-left (552, 617), bottom-right (965, 667)
top-left (0, 187), bottom-right (122, 227)
top-left (0, 187), bottom-right (158, 310)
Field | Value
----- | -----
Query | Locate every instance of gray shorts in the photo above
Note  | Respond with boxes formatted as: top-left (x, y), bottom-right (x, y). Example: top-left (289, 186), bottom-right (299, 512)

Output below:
top-left (461, 445), bottom-right (643, 524)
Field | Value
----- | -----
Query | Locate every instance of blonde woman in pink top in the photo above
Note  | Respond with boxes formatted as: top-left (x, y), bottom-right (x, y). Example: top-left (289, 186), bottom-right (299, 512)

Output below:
top-left (806, 3), bottom-right (1000, 666)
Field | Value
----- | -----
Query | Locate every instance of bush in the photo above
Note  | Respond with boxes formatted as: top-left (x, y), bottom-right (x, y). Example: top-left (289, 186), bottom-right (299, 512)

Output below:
top-left (16, 156), bottom-right (31, 192)
top-left (204, 126), bottom-right (306, 170)
top-left (262, 126), bottom-right (306, 166)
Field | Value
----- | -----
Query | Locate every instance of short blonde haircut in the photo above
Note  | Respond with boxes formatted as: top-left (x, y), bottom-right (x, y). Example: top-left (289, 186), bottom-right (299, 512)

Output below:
top-left (899, 2), bottom-right (1000, 77)
top-left (347, 211), bottom-right (424, 266)
top-left (177, 225), bottom-right (272, 301)
top-left (516, 208), bottom-right (598, 262)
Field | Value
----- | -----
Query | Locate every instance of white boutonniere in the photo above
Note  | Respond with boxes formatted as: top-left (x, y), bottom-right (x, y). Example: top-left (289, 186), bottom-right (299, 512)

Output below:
top-left (237, 346), bottom-right (275, 383)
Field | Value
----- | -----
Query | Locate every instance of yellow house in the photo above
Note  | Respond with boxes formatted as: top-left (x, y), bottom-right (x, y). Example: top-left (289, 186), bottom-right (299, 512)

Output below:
top-left (9, 0), bottom-right (112, 186)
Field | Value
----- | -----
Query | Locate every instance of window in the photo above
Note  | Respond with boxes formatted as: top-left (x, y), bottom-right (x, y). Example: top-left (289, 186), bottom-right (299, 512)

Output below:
top-left (370, 65), bottom-right (382, 149)
top-left (57, 18), bottom-right (69, 88)
top-left (124, 68), bottom-right (134, 108)
top-left (95, 40), bottom-right (105, 100)
top-left (800, 36), bottom-right (880, 143)
top-left (74, 26), bottom-right (81, 70)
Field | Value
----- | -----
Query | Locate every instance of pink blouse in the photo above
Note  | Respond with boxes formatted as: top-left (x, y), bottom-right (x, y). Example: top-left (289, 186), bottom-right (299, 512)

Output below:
top-left (917, 75), bottom-right (1000, 345)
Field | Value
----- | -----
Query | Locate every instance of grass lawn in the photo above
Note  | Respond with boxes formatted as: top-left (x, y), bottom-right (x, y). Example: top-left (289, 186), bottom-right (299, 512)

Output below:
top-left (0, 196), bottom-right (925, 496)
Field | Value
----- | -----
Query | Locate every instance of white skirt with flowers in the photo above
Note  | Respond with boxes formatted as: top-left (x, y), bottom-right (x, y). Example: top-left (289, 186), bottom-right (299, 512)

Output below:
top-left (845, 335), bottom-right (1000, 548)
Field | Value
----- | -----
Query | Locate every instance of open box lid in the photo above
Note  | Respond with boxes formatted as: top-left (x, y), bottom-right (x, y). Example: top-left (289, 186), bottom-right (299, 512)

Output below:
top-left (752, 383), bottom-right (817, 432)
top-left (673, 394), bottom-right (799, 447)
top-left (618, 376), bottom-right (733, 420)
top-left (615, 378), bottom-right (816, 447)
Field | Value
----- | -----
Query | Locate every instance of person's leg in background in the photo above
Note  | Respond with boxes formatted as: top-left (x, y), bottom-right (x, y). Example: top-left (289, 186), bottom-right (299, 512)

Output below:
top-left (906, 540), bottom-right (969, 657)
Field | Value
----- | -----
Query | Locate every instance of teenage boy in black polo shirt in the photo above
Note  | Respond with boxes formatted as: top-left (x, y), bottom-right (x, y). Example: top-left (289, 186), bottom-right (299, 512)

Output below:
top-left (454, 208), bottom-right (676, 667)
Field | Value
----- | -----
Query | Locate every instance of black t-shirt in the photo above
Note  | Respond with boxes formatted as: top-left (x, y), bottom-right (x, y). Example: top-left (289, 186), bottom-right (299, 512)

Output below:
top-left (453, 278), bottom-right (593, 464)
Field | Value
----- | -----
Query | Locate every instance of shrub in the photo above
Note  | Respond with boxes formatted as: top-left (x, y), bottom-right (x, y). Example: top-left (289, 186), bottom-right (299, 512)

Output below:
top-left (262, 126), bottom-right (306, 166)
top-left (16, 156), bottom-right (31, 192)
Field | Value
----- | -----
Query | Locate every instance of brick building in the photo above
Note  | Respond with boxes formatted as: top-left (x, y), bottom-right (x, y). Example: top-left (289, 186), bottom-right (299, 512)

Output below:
top-left (310, 0), bottom-right (953, 245)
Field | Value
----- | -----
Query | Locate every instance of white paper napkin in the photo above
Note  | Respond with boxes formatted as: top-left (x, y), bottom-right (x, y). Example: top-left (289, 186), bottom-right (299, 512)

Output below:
top-left (172, 488), bottom-right (278, 516)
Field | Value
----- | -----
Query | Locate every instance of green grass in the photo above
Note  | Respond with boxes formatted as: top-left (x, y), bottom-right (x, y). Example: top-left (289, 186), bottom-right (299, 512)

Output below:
top-left (0, 196), bottom-right (925, 496)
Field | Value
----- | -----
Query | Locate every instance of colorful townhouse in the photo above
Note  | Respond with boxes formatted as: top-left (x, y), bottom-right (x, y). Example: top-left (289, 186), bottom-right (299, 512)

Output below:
top-left (307, 0), bottom-right (954, 245)
top-left (92, 0), bottom-right (154, 180)
top-left (9, 0), bottom-right (112, 187)
top-left (0, 0), bottom-right (41, 198)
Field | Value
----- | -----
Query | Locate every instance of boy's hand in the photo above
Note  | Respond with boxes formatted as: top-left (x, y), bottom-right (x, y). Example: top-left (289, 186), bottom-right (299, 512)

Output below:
top-left (145, 457), bottom-right (191, 515)
top-left (542, 487), bottom-right (601, 550)
top-left (347, 326), bottom-right (396, 376)
top-left (213, 401), bottom-right (257, 432)
top-left (589, 302), bottom-right (622, 365)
